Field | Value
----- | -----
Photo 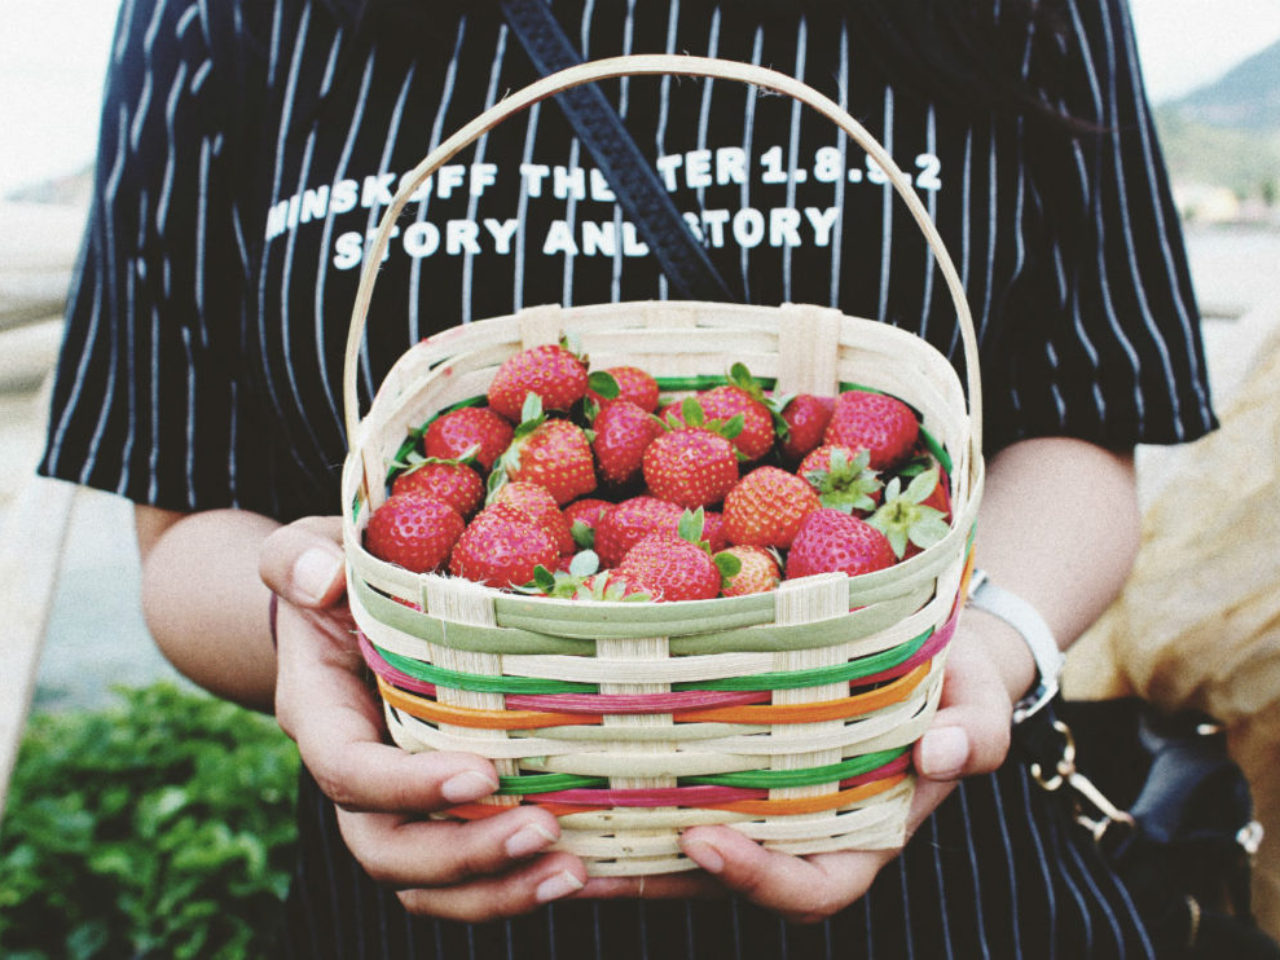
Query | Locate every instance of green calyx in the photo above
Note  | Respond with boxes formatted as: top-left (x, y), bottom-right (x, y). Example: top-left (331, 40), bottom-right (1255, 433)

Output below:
top-left (867, 467), bottom-right (950, 559)
top-left (805, 448), bottom-right (882, 514)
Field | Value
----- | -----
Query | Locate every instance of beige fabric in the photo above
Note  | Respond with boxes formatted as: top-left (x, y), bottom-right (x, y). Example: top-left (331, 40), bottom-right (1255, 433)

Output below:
top-left (1065, 318), bottom-right (1280, 938)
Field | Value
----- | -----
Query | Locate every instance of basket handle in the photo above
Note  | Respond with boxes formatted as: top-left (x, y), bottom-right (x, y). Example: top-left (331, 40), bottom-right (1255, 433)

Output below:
top-left (344, 55), bottom-right (982, 452)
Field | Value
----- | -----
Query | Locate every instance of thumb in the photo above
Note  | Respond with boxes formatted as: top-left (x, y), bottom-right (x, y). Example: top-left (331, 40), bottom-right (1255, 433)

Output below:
top-left (914, 638), bottom-right (1013, 782)
top-left (259, 516), bottom-right (347, 609)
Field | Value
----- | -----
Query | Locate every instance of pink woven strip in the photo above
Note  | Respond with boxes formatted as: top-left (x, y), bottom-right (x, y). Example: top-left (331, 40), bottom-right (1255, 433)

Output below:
top-left (856, 608), bottom-right (959, 686)
top-left (510, 689), bottom-right (769, 713)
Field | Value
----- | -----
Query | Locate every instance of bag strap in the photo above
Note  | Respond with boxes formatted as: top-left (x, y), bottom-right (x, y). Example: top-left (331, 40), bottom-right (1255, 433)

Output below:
top-left (498, 0), bottom-right (738, 303)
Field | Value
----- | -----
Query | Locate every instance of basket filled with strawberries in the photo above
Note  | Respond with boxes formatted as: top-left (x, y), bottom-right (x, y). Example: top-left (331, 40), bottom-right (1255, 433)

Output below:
top-left (340, 56), bottom-right (985, 877)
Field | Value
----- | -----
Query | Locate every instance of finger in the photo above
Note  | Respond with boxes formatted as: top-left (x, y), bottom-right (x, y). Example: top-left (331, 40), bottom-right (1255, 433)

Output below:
top-left (259, 517), bottom-right (346, 608)
top-left (337, 805), bottom-right (564, 888)
top-left (678, 826), bottom-right (892, 924)
top-left (915, 640), bottom-right (1013, 782)
top-left (274, 606), bottom-right (499, 815)
top-left (396, 852), bottom-right (590, 923)
top-left (579, 871), bottom-right (722, 901)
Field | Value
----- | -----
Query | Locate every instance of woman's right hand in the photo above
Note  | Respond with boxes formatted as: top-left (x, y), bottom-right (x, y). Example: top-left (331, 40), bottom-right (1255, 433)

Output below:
top-left (259, 518), bottom-right (590, 921)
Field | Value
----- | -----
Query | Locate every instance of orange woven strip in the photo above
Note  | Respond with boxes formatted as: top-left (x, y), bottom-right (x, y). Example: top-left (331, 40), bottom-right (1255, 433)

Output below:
top-left (377, 677), bottom-right (598, 729)
top-left (705, 772), bottom-right (908, 815)
top-left (380, 660), bottom-right (930, 730)
top-left (670, 662), bottom-right (930, 724)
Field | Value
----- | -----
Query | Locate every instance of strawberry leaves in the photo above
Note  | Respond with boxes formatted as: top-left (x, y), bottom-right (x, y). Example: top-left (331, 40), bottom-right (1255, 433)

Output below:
top-left (867, 467), bottom-right (950, 559)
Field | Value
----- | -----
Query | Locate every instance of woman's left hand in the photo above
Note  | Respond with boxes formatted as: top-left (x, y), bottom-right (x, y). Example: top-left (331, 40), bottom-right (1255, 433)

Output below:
top-left (578, 620), bottom-right (1016, 923)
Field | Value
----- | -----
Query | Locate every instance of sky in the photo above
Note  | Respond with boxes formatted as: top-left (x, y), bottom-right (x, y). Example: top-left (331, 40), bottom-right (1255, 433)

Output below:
top-left (1, 0), bottom-right (1279, 196)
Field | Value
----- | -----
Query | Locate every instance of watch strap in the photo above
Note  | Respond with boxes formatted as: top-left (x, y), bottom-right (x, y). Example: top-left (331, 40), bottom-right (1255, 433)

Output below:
top-left (967, 569), bottom-right (1064, 723)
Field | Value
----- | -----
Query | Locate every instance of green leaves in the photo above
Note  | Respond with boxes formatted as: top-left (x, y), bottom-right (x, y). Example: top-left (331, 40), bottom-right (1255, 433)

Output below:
top-left (0, 683), bottom-right (299, 960)
top-left (868, 467), bottom-right (950, 559)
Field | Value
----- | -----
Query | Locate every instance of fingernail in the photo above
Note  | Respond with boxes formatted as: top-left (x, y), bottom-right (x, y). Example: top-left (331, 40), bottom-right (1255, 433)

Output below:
top-left (293, 547), bottom-right (343, 603)
top-left (919, 726), bottom-right (969, 779)
top-left (535, 870), bottom-right (584, 903)
top-left (682, 839), bottom-right (725, 874)
top-left (505, 822), bottom-right (557, 859)
top-left (441, 769), bottom-right (498, 803)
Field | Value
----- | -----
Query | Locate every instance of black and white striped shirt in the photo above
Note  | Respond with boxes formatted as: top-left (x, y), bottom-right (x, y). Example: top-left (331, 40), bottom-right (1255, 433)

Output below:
top-left (41, 0), bottom-right (1215, 955)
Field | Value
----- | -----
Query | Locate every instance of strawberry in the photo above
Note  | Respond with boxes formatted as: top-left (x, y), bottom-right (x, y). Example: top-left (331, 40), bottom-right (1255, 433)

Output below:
top-left (391, 458), bottom-right (484, 517)
top-left (586, 365), bottom-right (660, 414)
top-left (695, 384), bottom-right (774, 461)
top-left (496, 395), bottom-right (596, 505)
top-left (519, 552), bottom-right (652, 602)
top-left (364, 492), bottom-right (465, 574)
top-left (488, 481), bottom-right (575, 555)
top-left (487, 342), bottom-right (589, 422)
top-left (702, 510), bottom-right (729, 553)
top-left (799, 445), bottom-right (883, 515)
top-left (591, 400), bottom-right (663, 487)
top-left (593, 496), bottom-right (684, 567)
top-left (563, 498), bottom-right (613, 530)
top-left (867, 466), bottom-right (951, 560)
top-left (423, 406), bottom-right (513, 472)
top-left (785, 508), bottom-right (898, 580)
top-left (717, 545), bottom-right (782, 597)
top-left (777, 393), bottom-right (834, 463)
top-left (616, 534), bottom-right (723, 602)
top-left (722, 465), bottom-right (821, 549)
top-left (823, 389), bottom-right (920, 471)
top-left (448, 503), bottom-right (559, 588)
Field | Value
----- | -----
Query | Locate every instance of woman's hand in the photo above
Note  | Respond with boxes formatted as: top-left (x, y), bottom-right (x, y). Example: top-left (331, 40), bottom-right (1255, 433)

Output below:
top-left (577, 617), bottom-right (1019, 922)
top-left (259, 518), bottom-right (591, 921)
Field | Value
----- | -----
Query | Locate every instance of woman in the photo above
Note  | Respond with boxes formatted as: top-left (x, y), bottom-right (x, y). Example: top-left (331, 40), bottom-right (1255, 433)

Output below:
top-left (41, 0), bottom-right (1216, 954)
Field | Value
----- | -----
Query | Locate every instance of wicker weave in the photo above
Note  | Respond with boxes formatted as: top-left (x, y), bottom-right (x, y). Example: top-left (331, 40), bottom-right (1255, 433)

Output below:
top-left (339, 56), bottom-right (985, 877)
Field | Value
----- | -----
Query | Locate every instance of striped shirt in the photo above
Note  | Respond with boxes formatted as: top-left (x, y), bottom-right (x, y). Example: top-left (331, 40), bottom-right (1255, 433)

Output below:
top-left (40, 0), bottom-right (1215, 955)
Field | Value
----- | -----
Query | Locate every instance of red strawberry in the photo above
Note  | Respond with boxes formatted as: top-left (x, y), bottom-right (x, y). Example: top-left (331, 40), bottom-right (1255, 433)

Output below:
top-left (617, 534), bottom-right (722, 602)
top-left (642, 427), bottom-right (739, 508)
top-left (563, 498), bottom-right (613, 530)
top-left (391, 459), bottom-right (484, 517)
top-left (799, 445), bottom-right (883, 515)
top-left (498, 397), bottom-right (596, 505)
top-left (786, 508), bottom-right (898, 580)
top-left (423, 406), bottom-right (513, 472)
top-left (702, 510), bottom-right (729, 553)
top-left (778, 393), bottom-right (835, 463)
top-left (593, 496), bottom-right (684, 567)
top-left (696, 384), bottom-right (775, 461)
top-left (448, 503), bottom-right (559, 588)
top-left (823, 390), bottom-right (919, 471)
top-left (488, 481), bottom-right (575, 555)
top-left (717, 545), bottom-right (781, 597)
top-left (487, 343), bottom-right (589, 421)
top-left (587, 365), bottom-right (660, 414)
top-left (867, 466), bottom-right (951, 560)
top-left (364, 492), bottom-right (465, 574)
top-left (592, 400), bottom-right (663, 487)
top-left (722, 465), bottom-right (821, 549)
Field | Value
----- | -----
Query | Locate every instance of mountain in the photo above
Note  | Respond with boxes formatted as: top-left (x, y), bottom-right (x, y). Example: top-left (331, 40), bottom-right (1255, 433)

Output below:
top-left (1167, 39), bottom-right (1280, 132)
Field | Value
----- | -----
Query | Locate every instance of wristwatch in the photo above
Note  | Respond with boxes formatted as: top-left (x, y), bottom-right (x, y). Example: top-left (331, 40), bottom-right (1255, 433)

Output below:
top-left (966, 569), bottom-right (1065, 724)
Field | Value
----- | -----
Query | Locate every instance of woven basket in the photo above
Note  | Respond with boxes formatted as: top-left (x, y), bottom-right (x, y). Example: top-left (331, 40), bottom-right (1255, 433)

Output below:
top-left (340, 56), bottom-right (986, 877)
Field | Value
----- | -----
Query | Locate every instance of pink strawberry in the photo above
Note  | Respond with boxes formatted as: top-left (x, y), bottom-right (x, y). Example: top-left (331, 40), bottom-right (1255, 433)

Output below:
top-left (488, 481), bottom-right (575, 556)
top-left (586, 365), bottom-right (660, 414)
top-left (617, 534), bottom-right (722, 602)
top-left (717, 545), bottom-right (782, 597)
top-left (563, 498), bottom-right (614, 530)
top-left (448, 503), bottom-right (559, 588)
top-left (423, 406), bottom-right (513, 472)
top-left (391, 459), bottom-right (484, 517)
top-left (702, 510), bottom-right (729, 553)
top-left (696, 384), bottom-right (774, 461)
top-left (487, 343), bottom-right (589, 422)
top-left (823, 390), bottom-right (919, 471)
top-left (786, 508), bottom-right (898, 580)
top-left (778, 393), bottom-right (834, 463)
top-left (722, 465), bottom-right (821, 549)
top-left (592, 400), bottom-right (663, 487)
top-left (593, 496), bottom-right (684, 567)
top-left (497, 397), bottom-right (596, 505)
top-left (642, 426), bottom-right (739, 508)
top-left (364, 492), bottom-right (465, 574)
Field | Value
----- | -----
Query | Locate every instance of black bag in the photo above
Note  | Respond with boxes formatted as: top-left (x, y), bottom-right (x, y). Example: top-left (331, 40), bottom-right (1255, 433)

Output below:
top-left (1015, 697), bottom-right (1278, 959)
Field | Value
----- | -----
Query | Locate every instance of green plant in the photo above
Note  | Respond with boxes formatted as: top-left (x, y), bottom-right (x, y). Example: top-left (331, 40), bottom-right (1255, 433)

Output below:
top-left (0, 683), bottom-right (299, 959)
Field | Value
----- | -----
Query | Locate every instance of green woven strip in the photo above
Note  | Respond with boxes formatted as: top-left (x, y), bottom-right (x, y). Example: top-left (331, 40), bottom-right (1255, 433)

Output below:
top-left (374, 644), bottom-right (593, 694)
top-left (682, 747), bottom-right (908, 789)
top-left (671, 629), bottom-right (929, 692)
top-left (496, 746), bottom-right (910, 794)
top-left (653, 374), bottom-right (777, 392)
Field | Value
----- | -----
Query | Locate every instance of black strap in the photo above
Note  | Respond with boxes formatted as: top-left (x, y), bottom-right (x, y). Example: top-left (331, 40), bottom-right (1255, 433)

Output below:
top-left (498, 0), bottom-right (738, 303)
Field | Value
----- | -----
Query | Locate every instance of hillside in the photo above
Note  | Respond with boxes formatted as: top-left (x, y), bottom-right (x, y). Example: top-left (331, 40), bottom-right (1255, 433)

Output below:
top-left (1172, 39), bottom-right (1280, 131)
